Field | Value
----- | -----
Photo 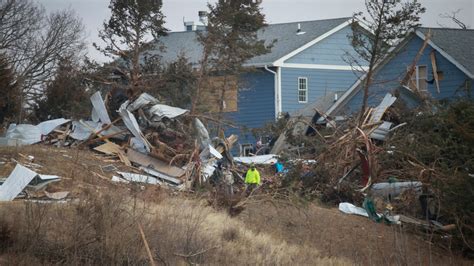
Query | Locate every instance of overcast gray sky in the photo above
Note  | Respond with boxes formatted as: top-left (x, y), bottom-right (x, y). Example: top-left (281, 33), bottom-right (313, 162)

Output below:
top-left (39, 0), bottom-right (474, 62)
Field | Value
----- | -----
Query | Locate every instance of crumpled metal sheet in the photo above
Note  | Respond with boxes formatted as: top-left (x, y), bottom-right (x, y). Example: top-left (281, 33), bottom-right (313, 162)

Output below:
top-left (127, 93), bottom-right (188, 121)
top-left (69, 120), bottom-right (124, 141)
top-left (119, 102), bottom-right (151, 152)
top-left (147, 104), bottom-right (188, 121)
top-left (130, 137), bottom-right (147, 153)
top-left (0, 164), bottom-right (38, 201)
top-left (371, 181), bottom-right (422, 199)
top-left (370, 121), bottom-right (393, 141)
top-left (3, 118), bottom-right (70, 146)
top-left (37, 118), bottom-right (71, 135)
top-left (5, 124), bottom-right (41, 145)
top-left (90, 91), bottom-right (111, 124)
top-left (0, 164), bottom-right (60, 201)
top-left (194, 118), bottom-right (211, 149)
top-left (339, 202), bottom-right (369, 217)
top-left (69, 120), bottom-right (97, 140)
top-left (370, 93), bottom-right (397, 123)
top-left (127, 93), bottom-right (160, 112)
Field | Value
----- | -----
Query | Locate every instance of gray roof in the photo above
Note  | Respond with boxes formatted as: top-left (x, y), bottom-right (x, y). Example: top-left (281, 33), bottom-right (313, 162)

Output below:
top-left (419, 27), bottom-right (474, 76)
top-left (151, 17), bottom-right (350, 66)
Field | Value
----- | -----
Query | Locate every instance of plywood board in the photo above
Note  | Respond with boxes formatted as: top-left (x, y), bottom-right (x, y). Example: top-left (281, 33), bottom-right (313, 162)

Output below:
top-left (126, 149), bottom-right (185, 178)
top-left (202, 75), bottom-right (238, 112)
top-left (94, 142), bottom-right (131, 166)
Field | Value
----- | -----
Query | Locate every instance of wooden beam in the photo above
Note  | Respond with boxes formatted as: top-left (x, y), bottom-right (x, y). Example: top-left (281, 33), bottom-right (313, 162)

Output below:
top-left (431, 51), bottom-right (440, 93)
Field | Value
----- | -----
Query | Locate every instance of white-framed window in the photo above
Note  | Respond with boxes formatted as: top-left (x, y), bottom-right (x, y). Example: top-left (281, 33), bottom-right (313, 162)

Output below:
top-left (408, 65), bottom-right (428, 91)
top-left (298, 77), bottom-right (308, 103)
top-left (241, 144), bottom-right (253, 156)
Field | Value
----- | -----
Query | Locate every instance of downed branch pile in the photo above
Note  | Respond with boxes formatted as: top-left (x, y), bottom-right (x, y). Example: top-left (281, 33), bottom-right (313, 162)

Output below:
top-left (280, 93), bottom-right (474, 254)
top-left (284, 93), bottom-right (402, 203)
top-left (377, 100), bottom-right (474, 252)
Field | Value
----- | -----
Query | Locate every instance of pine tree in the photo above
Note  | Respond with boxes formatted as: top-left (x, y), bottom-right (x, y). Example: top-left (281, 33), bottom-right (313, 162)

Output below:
top-left (95, 0), bottom-right (167, 96)
top-left (34, 59), bottom-right (89, 121)
top-left (191, 0), bottom-right (271, 117)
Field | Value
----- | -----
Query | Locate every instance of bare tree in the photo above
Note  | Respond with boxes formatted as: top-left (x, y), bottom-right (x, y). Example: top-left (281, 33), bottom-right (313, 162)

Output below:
top-left (439, 9), bottom-right (468, 29)
top-left (0, 53), bottom-right (18, 124)
top-left (0, 0), bottom-right (85, 121)
top-left (349, 0), bottom-right (425, 125)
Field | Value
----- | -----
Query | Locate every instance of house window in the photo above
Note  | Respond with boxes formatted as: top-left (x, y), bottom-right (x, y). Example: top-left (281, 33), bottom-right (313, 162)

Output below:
top-left (241, 144), bottom-right (253, 156)
top-left (408, 65), bottom-right (427, 91)
top-left (298, 77), bottom-right (308, 103)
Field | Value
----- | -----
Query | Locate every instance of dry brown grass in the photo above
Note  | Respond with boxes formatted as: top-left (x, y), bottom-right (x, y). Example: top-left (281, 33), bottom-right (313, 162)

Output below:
top-left (0, 192), bottom-right (349, 265)
top-left (237, 195), bottom-right (471, 265)
top-left (0, 145), bottom-right (471, 265)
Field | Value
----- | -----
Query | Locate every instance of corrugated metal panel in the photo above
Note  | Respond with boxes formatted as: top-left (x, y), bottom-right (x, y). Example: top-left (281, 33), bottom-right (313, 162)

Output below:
top-left (0, 164), bottom-right (38, 201)
top-left (90, 91), bottom-right (111, 124)
top-left (370, 94), bottom-right (397, 123)
top-left (370, 121), bottom-right (393, 141)
top-left (3, 118), bottom-right (70, 146)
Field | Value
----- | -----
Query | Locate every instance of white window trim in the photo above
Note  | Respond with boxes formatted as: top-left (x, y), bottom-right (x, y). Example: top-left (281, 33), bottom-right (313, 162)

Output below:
top-left (298, 77), bottom-right (308, 103)
top-left (240, 143), bottom-right (253, 157)
top-left (409, 65), bottom-right (427, 91)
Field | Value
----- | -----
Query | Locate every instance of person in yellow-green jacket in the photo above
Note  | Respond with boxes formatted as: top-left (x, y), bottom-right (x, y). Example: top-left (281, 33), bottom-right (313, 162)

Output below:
top-left (245, 163), bottom-right (260, 196)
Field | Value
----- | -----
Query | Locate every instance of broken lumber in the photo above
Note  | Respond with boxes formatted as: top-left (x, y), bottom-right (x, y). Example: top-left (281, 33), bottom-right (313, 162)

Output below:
top-left (94, 142), bottom-right (131, 166)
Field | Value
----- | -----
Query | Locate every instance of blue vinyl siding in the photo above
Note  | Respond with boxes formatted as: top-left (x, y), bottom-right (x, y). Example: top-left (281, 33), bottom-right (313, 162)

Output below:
top-left (286, 25), bottom-right (368, 66)
top-left (280, 68), bottom-right (359, 114)
top-left (342, 35), bottom-right (473, 114)
top-left (225, 69), bottom-right (275, 148)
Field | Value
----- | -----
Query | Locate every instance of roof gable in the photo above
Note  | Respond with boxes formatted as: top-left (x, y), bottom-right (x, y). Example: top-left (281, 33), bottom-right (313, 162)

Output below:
top-left (326, 27), bottom-right (474, 115)
top-left (417, 28), bottom-right (474, 78)
top-left (150, 17), bottom-right (352, 67)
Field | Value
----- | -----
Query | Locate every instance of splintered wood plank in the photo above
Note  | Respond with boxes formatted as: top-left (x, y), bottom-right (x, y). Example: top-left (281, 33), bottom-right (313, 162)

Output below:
top-left (94, 142), bottom-right (131, 166)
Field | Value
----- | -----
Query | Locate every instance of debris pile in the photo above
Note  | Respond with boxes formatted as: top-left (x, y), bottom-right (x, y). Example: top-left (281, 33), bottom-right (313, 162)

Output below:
top-left (271, 93), bottom-right (474, 253)
top-left (0, 91), bottom-right (241, 199)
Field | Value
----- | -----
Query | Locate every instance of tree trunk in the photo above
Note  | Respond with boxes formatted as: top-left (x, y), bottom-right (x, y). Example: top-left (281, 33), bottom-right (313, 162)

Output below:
top-left (216, 74), bottom-right (229, 132)
top-left (357, 1), bottom-right (386, 126)
top-left (190, 47), bottom-right (210, 115)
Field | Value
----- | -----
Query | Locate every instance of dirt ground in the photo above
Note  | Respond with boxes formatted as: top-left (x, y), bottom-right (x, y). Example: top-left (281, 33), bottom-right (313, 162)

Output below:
top-left (0, 145), bottom-right (471, 265)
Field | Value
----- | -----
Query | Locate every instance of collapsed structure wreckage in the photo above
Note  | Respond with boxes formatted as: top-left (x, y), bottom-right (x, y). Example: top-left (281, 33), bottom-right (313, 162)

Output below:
top-left (0, 88), bottom-right (463, 237)
top-left (0, 91), bottom-right (245, 195)
top-left (266, 86), bottom-right (462, 234)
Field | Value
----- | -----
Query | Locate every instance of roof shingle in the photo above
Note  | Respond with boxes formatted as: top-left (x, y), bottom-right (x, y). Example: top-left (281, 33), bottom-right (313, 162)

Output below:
top-left (420, 27), bottom-right (474, 76)
top-left (150, 17), bottom-right (351, 66)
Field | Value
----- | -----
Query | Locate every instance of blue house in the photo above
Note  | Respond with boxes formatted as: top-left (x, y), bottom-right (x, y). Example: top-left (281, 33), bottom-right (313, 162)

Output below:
top-left (156, 17), bottom-right (369, 155)
top-left (326, 27), bottom-right (474, 116)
